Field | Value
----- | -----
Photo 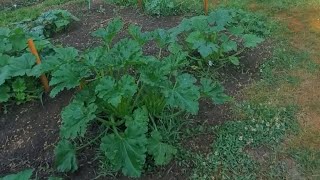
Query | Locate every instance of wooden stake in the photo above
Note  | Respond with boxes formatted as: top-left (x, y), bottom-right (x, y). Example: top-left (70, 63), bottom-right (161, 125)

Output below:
top-left (204, 0), bottom-right (208, 15)
top-left (27, 39), bottom-right (50, 93)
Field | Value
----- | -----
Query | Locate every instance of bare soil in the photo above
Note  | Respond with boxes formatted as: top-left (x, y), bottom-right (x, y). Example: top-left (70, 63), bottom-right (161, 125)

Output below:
top-left (0, 1), bottom-right (273, 179)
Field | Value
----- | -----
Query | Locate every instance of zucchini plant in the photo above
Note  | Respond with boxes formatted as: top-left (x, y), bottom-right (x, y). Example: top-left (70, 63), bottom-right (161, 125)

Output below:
top-left (40, 18), bottom-right (229, 177)
top-left (0, 27), bottom-right (52, 109)
top-left (15, 9), bottom-right (79, 38)
top-left (169, 9), bottom-right (264, 67)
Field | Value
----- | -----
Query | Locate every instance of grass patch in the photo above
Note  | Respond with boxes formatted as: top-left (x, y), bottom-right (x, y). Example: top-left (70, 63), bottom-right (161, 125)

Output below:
top-left (289, 148), bottom-right (320, 178)
top-left (0, 0), bottom-right (85, 26)
top-left (189, 103), bottom-right (298, 179)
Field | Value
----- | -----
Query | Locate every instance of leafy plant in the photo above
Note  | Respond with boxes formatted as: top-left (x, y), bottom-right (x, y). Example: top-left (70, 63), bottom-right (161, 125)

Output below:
top-left (47, 18), bottom-right (229, 177)
top-left (168, 9), bottom-right (264, 68)
top-left (0, 27), bottom-right (51, 109)
top-left (104, 0), bottom-right (136, 6)
top-left (15, 9), bottom-right (79, 38)
top-left (0, 169), bottom-right (33, 180)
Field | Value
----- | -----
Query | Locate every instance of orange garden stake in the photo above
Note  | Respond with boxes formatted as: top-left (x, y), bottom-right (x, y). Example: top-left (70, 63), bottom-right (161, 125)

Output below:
top-left (204, 0), bottom-right (208, 15)
top-left (27, 39), bottom-right (50, 93)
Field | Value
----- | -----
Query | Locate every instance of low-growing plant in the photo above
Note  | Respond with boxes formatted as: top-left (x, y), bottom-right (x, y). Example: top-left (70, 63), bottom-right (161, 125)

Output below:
top-left (37, 18), bottom-right (230, 177)
top-left (0, 27), bottom-right (52, 108)
top-left (104, 0), bottom-right (136, 6)
top-left (0, 169), bottom-right (33, 180)
top-left (168, 9), bottom-right (264, 68)
top-left (15, 9), bottom-right (79, 38)
top-left (191, 103), bottom-right (298, 179)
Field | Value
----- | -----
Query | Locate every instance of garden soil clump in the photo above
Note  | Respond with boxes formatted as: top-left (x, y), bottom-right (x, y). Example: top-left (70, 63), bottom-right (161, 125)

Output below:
top-left (0, 1), bottom-right (272, 179)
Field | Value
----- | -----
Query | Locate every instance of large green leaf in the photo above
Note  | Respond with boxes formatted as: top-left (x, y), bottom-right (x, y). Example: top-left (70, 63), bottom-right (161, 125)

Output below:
top-left (107, 38), bottom-right (143, 68)
top-left (92, 18), bottom-right (123, 45)
top-left (8, 28), bottom-right (28, 51)
top-left (208, 9), bottom-right (232, 28)
top-left (8, 53), bottom-right (36, 77)
top-left (243, 34), bottom-right (264, 48)
top-left (95, 75), bottom-right (137, 107)
top-left (200, 78), bottom-right (230, 104)
top-left (163, 73), bottom-right (200, 114)
top-left (0, 39), bottom-right (12, 53)
top-left (54, 47), bottom-right (79, 62)
top-left (0, 66), bottom-right (11, 86)
top-left (100, 107), bottom-right (149, 177)
top-left (1, 169), bottom-right (33, 180)
top-left (0, 85), bottom-right (10, 102)
top-left (54, 139), bottom-right (78, 172)
top-left (186, 31), bottom-right (218, 58)
top-left (60, 100), bottom-right (97, 139)
top-left (128, 25), bottom-right (152, 45)
top-left (139, 57), bottom-right (171, 87)
top-left (147, 130), bottom-right (177, 165)
top-left (49, 64), bottom-right (90, 97)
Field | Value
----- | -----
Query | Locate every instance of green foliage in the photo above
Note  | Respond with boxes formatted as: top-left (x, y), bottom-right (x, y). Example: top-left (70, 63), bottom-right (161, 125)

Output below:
top-left (15, 10), bottom-right (79, 38)
top-left (54, 139), bottom-right (78, 172)
top-left (191, 103), bottom-right (298, 179)
top-left (228, 9), bottom-right (272, 37)
top-left (0, 27), bottom-right (49, 106)
top-left (100, 107), bottom-right (148, 177)
top-left (51, 17), bottom-right (231, 177)
top-left (60, 100), bottom-right (98, 139)
top-left (105, 0), bottom-right (136, 6)
top-left (147, 130), bottom-right (177, 165)
top-left (1, 169), bottom-right (33, 180)
top-left (290, 148), bottom-right (320, 177)
top-left (144, 0), bottom-right (177, 16)
top-left (260, 46), bottom-right (309, 85)
top-left (169, 9), bottom-right (265, 68)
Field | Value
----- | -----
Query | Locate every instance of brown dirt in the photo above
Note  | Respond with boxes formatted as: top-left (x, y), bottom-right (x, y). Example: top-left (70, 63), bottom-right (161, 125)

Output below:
top-left (0, 1), bottom-right (273, 179)
top-left (0, 91), bottom-right (73, 176)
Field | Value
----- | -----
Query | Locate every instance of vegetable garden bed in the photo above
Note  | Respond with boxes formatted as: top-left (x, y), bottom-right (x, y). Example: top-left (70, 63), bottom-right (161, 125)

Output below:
top-left (0, 0), bottom-right (273, 179)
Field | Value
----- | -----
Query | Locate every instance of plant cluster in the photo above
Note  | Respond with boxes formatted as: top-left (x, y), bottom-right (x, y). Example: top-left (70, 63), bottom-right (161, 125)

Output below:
top-left (38, 9), bottom-right (264, 178)
top-left (0, 27), bottom-right (51, 107)
top-left (0, 9), bottom-right (78, 110)
top-left (106, 0), bottom-right (202, 16)
top-left (169, 9), bottom-right (264, 68)
top-left (15, 10), bottom-right (79, 38)
top-left (41, 17), bottom-right (229, 177)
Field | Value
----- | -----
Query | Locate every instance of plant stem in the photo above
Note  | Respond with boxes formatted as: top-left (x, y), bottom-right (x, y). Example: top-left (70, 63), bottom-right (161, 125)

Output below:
top-left (158, 48), bottom-right (162, 58)
top-left (132, 81), bottom-right (145, 111)
top-left (76, 128), bottom-right (108, 150)
top-left (149, 114), bottom-right (158, 131)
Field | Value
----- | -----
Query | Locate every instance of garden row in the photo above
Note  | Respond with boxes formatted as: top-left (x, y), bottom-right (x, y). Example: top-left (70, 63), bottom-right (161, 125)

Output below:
top-left (0, 7), bottom-right (266, 178)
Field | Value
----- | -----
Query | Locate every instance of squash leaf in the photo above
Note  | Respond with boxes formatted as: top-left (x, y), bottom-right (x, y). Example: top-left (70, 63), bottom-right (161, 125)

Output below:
top-left (200, 78), bottom-right (230, 104)
top-left (60, 100), bottom-right (97, 139)
top-left (163, 73), bottom-right (200, 114)
top-left (147, 130), bottom-right (177, 165)
top-left (100, 107), bottom-right (149, 177)
top-left (1, 169), bottom-right (33, 180)
top-left (54, 139), bottom-right (78, 172)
